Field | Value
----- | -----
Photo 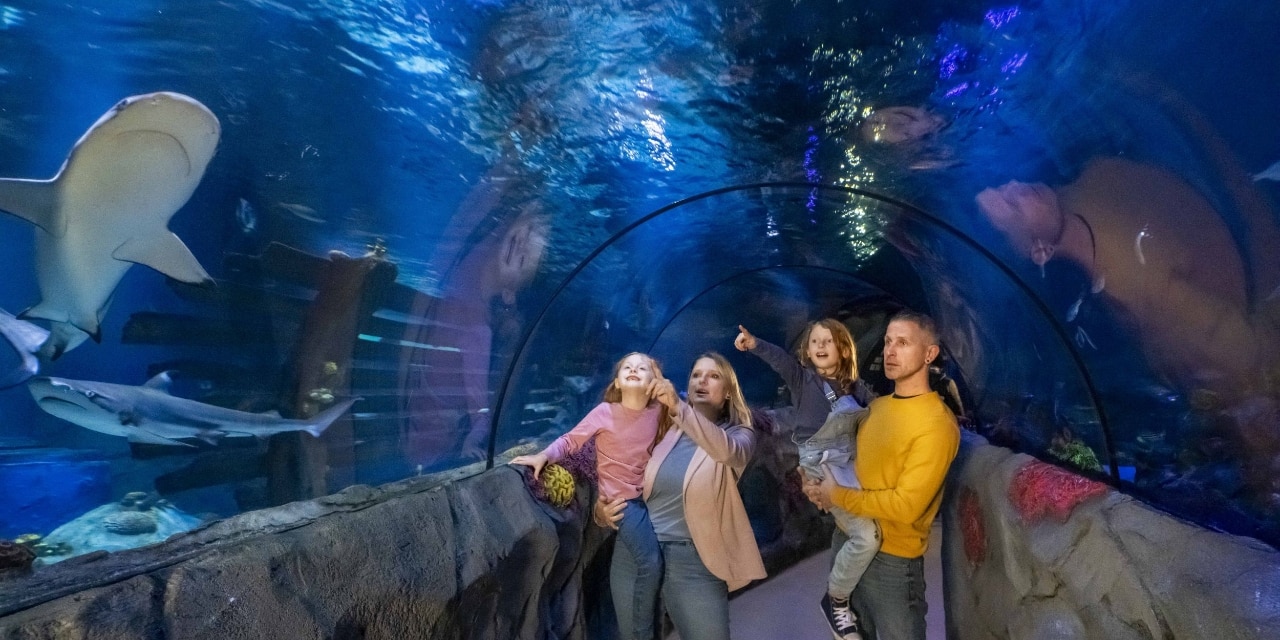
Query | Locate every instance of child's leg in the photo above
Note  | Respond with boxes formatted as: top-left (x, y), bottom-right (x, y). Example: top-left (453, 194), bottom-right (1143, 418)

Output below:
top-left (829, 511), bottom-right (881, 598)
top-left (613, 498), bottom-right (662, 640)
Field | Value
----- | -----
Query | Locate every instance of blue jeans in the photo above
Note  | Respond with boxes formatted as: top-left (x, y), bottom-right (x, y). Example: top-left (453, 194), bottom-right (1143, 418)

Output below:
top-left (834, 528), bottom-right (928, 640)
top-left (609, 499), bottom-right (663, 640)
top-left (660, 540), bottom-right (729, 640)
top-left (829, 514), bottom-right (880, 597)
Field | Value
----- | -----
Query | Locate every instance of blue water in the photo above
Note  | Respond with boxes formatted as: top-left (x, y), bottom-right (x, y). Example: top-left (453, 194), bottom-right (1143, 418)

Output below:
top-left (0, 0), bottom-right (1277, 555)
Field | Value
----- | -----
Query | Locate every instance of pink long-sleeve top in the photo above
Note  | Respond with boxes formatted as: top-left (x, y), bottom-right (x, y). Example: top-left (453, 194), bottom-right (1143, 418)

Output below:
top-left (543, 401), bottom-right (660, 502)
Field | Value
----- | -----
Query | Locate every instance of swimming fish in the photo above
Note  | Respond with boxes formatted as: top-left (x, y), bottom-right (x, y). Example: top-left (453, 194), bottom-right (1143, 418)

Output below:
top-left (235, 198), bottom-right (257, 234)
top-left (1252, 160), bottom-right (1280, 182)
top-left (1134, 224), bottom-right (1152, 266)
top-left (276, 202), bottom-right (325, 224)
top-left (0, 92), bottom-right (219, 358)
top-left (1066, 296), bottom-right (1083, 323)
top-left (29, 372), bottom-right (358, 447)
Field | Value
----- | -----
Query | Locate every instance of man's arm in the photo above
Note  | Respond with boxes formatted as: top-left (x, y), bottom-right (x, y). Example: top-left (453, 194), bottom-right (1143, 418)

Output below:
top-left (828, 429), bottom-right (956, 524)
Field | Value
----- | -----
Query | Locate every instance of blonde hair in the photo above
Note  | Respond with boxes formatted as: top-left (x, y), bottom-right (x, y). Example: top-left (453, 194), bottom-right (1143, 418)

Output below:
top-left (796, 318), bottom-right (859, 393)
top-left (658, 351), bottom-right (753, 448)
top-left (602, 352), bottom-right (673, 451)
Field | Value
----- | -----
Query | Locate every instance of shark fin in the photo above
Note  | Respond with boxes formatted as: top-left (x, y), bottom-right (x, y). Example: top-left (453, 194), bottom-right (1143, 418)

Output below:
top-left (304, 397), bottom-right (360, 438)
top-left (194, 430), bottom-right (225, 446)
top-left (0, 178), bottom-right (65, 236)
top-left (0, 310), bottom-right (49, 389)
top-left (113, 232), bottom-right (212, 285)
top-left (23, 303), bottom-right (100, 346)
top-left (143, 371), bottom-right (175, 393)
top-left (34, 323), bottom-right (91, 361)
top-left (127, 429), bottom-right (194, 447)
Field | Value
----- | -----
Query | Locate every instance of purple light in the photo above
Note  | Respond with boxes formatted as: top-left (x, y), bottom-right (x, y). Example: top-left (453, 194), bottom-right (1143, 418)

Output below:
top-left (985, 6), bottom-right (1020, 29)
top-left (939, 45), bottom-right (965, 79)
top-left (804, 127), bottom-right (820, 183)
top-left (805, 128), bottom-right (819, 214)
top-left (944, 82), bottom-right (970, 98)
top-left (1001, 52), bottom-right (1027, 74)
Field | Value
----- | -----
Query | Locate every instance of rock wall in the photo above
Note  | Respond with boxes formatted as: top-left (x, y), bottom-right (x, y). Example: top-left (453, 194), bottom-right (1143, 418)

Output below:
top-left (0, 428), bottom-right (826, 640)
top-left (0, 466), bottom-right (613, 640)
top-left (943, 432), bottom-right (1280, 639)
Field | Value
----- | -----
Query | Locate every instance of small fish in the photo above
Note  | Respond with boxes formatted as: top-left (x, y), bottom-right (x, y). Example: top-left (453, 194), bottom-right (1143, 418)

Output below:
top-left (277, 202), bottom-right (325, 224)
top-left (1252, 160), bottom-right (1280, 182)
top-left (1074, 326), bottom-right (1097, 349)
top-left (1134, 224), bottom-right (1152, 265)
top-left (1066, 296), bottom-right (1083, 322)
top-left (235, 198), bottom-right (256, 234)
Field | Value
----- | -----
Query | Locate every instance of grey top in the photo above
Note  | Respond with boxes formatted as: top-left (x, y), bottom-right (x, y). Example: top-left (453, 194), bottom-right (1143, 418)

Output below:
top-left (647, 432), bottom-right (698, 542)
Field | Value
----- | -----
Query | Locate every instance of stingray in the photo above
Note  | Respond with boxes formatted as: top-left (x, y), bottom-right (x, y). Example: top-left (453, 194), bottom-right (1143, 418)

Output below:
top-left (0, 91), bottom-right (219, 358)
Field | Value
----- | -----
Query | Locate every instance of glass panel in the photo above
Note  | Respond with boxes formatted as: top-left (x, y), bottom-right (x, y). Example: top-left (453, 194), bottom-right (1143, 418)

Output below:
top-left (0, 0), bottom-right (1277, 596)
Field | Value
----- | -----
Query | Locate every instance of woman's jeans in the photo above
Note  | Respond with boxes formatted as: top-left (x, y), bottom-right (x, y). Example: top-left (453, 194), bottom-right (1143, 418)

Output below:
top-left (660, 540), bottom-right (729, 640)
top-left (834, 528), bottom-right (928, 640)
top-left (611, 538), bottom-right (730, 640)
top-left (608, 499), bottom-right (663, 640)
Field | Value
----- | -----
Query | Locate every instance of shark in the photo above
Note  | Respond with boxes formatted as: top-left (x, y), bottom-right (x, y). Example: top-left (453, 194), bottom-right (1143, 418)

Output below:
top-left (29, 372), bottom-right (358, 447)
top-left (0, 91), bottom-right (220, 358)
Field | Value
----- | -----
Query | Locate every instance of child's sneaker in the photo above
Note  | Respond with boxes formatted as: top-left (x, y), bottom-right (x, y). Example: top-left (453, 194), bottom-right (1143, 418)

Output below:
top-left (819, 593), bottom-right (864, 640)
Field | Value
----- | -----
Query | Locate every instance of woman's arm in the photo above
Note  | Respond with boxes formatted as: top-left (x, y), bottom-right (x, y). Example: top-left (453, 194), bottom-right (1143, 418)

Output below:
top-left (669, 401), bottom-right (756, 469)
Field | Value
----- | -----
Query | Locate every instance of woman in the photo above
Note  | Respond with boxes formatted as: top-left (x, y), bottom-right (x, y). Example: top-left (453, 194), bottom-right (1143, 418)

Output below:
top-left (596, 352), bottom-right (765, 640)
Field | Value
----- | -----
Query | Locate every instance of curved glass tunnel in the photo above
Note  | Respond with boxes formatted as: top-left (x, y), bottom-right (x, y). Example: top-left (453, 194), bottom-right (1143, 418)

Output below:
top-left (0, 0), bottom-right (1275, 590)
top-left (491, 184), bottom-right (1111, 491)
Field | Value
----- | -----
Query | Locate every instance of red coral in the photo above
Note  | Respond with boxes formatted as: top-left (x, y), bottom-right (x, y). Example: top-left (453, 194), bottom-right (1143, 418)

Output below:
top-left (1008, 460), bottom-right (1110, 523)
top-left (958, 487), bottom-right (986, 566)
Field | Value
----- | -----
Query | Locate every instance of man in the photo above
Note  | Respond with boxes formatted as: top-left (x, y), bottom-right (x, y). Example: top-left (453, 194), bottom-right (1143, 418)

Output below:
top-left (806, 310), bottom-right (960, 640)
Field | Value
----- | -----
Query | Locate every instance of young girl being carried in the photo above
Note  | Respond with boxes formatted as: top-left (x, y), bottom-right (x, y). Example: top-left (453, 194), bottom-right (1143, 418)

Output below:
top-left (510, 352), bottom-right (670, 640)
top-left (735, 320), bottom-right (876, 640)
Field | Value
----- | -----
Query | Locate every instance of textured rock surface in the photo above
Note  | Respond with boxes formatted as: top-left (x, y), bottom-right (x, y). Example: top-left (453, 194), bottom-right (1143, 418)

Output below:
top-left (944, 431), bottom-right (1280, 639)
top-left (0, 466), bottom-right (610, 639)
top-left (0, 413), bottom-right (824, 639)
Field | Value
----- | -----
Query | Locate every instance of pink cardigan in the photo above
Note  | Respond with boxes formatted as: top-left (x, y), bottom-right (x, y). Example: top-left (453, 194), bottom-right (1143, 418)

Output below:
top-left (643, 401), bottom-right (766, 592)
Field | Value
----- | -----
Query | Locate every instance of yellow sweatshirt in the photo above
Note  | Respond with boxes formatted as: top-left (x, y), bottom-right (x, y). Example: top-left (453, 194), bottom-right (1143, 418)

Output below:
top-left (831, 391), bottom-right (959, 558)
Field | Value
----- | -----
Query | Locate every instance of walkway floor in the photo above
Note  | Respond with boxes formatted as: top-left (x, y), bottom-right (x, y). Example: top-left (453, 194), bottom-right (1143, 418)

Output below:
top-left (669, 522), bottom-right (946, 639)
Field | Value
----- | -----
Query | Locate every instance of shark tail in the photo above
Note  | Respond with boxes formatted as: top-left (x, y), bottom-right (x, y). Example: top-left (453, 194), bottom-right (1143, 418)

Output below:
top-left (304, 397), bottom-right (360, 438)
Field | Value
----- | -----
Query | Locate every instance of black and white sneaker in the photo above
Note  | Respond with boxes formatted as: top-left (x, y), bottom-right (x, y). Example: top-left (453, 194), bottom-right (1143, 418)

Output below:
top-left (819, 593), bottom-right (864, 640)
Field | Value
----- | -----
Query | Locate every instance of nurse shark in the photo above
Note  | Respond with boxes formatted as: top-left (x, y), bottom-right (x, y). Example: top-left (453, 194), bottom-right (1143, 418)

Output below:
top-left (29, 373), bottom-right (357, 447)
top-left (0, 91), bottom-right (219, 358)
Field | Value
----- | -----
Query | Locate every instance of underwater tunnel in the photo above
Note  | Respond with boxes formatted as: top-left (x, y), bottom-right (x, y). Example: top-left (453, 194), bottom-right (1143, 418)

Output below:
top-left (2, 0), bottom-right (1280, 637)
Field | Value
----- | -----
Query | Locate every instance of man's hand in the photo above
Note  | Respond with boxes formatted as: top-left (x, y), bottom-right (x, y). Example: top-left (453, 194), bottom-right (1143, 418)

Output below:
top-left (734, 325), bottom-right (758, 351)
top-left (801, 470), bottom-right (838, 512)
top-left (593, 496), bottom-right (627, 529)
